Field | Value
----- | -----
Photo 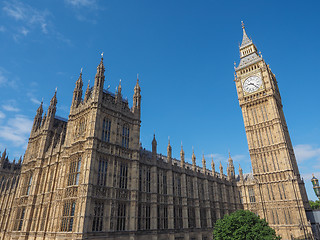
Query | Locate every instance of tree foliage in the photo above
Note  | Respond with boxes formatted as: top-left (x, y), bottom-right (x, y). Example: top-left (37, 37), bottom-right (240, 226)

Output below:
top-left (309, 200), bottom-right (320, 210)
top-left (213, 210), bottom-right (281, 240)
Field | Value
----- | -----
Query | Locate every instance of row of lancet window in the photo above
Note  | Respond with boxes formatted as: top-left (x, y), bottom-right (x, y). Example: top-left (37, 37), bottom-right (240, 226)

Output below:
top-left (102, 118), bottom-right (111, 142)
top-left (0, 176), bottom-right (18, 192)
top-left (139, 166), bottom-right (151, 192)
top-left (92, 201), bottom-right (104, 231)
top-left (89, 167), bottom-right (238, 232)
top-left (242, 48), bottom-right (253, 56)
top-left (14, 207), bottom-right (25, 231)
top-left (240, 64), bottom-right (258, 74)
top-left (22, 173), bottom-right (32, 196)
top-left (67, 157), bottom-right (81, 186)
top-left (248, 187), bottom-right (256, 203)
top-left (122, 125), bottom-right (130, 148)
top-left (61, 200), bottom-right (76, 231)
top-left (102, 117), bottom-right (130, 149)
top-left (97, 158), bottom-right (108, 186)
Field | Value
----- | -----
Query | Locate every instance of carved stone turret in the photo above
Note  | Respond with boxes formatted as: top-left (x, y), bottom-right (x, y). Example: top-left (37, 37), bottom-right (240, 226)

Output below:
top-left (227, 152), bottom-right (235, 180)
top-left (180, 143), bottom-right (185, 168)
top-left (152, 134), bottom-right (157, 161)
top-left (45, 90), bottom-right (57, 129)
top-left (167, 138), bottom-right (172, 164)
top-left (133, 76), bottom-right (141, 117)
top-left (211, 157), bottom-right (215, 176)
top-left (192, 148), bottom-right (196, 171)
top-left (84, 80), bottom-right (91, 102)
top-left (115, 79), bottom-right (122, 103)
top-left (239, 163), bottom-right (243, 181)
top-left (202, 154), bottom-right (206, 174)
top-left (72, 71), bottom-right (83, 107)
top-left (93, 54), bottom-right (105, 101)
top-left (32, 101), bottom-right (43, 132)
top-left (219, 161), bottom-right (223, 179)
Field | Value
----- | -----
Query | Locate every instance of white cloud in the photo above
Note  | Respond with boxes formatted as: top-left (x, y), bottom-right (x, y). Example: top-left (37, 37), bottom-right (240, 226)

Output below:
top-left (2, 1), bottom-right (49, 35)
top-left (294, 144), bottom-right (320, 163)
top-left (30, 97), bottom-right (41, 105)
top-left (0, 114), bottom-right (33, 148)
top-left (0, 111), bottom-right (5, 119)
top-left (20, 27), bottom-right (29, 36)
top-left (0, 67), bottom-right (18, 88)
top-left (65, 0), bottom-right (97, 7)
top-left (0, 69), bottom-right (7, 86)
top-left (2, 1), bottom-right (50, 35)
top-left (205, 153), bottom-right (227, 164)
top-left (2, 104), bottom-right (20, 112)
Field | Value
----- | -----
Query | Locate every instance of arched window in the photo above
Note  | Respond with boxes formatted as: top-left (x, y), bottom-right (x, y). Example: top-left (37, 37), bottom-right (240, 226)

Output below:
top-left (102, 118), bottom-right (111, 142)
top-left (122, 125), bottom-right (130, 148)
top-left (78, 118), bottom-right (86, 135)
top-left (67, 156), bottom-right (81, 186)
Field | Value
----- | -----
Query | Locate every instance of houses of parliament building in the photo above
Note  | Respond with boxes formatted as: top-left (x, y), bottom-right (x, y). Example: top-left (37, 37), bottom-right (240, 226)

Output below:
top-left (0, 25), bottom-right (315, 240)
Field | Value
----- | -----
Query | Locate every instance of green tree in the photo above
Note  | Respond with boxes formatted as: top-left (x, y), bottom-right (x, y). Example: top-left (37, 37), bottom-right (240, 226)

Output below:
top-left (213, 210), bottom-right (281, 240)
top-left (309, 200), bottom-right (320, 210)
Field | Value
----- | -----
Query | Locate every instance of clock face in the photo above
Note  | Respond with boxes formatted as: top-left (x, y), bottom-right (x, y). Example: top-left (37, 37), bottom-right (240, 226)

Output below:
top-left (243, 76), bottom-right (263, 93)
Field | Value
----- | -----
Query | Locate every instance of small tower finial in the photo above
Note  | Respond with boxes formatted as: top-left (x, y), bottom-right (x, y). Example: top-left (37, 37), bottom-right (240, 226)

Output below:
top-left (101, 52), bottom-right (104, 59)
top-left (241, 21), bottom-right (245, 29)
top-left (81, 67), bottom-right (83, 74)
top-left (55, 87), bottom-right (58, 93)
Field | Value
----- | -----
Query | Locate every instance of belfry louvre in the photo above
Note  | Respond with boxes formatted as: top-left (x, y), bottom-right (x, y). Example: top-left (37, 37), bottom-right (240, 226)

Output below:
top-left (0, 25), bottom-right (314, 240)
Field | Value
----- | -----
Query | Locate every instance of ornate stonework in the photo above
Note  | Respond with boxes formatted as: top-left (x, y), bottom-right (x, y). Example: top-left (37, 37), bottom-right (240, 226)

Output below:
top-left (0, 25), bottom-right (313, 240)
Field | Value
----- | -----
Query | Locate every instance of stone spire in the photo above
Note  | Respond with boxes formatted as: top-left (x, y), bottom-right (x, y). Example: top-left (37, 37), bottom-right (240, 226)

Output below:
top-left (192, 148), bottom-right (196, 171)
top-left (133, 75), bottom-right (141, 116)
top-left (211, 157), bottom-right (215, 176)
top-left (152, 134), bottom-right (157, 161)
top-left (239, 163), bottom-right (243, 181)
top-left (45, 90), bottom-right (57, 129)
top-left (118, 79), bottom-right (122, 95)
top-left (227, 152), bottom-right (235, 180)
top-left (0, 149), bottom-right (6, 166)
top-left (116, 79), bottom-right (122, 102)
top-left (93, 53), bottom-right (105, 98)
top-left (47, 90), bottom-right (57, 119)
top-left (37, 101), bottom-right (43, 115)
top-left (72, 70), bottom-right (83, 107)
top-left (167, 137), bottom-right (172, 164)
top-left (32, 101), bottom-right (43, 132)
top-left (219, 161), bottom-right (223, 178)
top-left (236, 21), bottom-right (262, 70)
top-left (84, 80), bottom-right (91, 102)
top-left (240, 21), bottom-right (252, 47)
top-left (202, 154), bottom-right (206, 174)
top-left (180, 142), bottom-right (185, 168)
top-left (41, 112), bottom-right (46, 126)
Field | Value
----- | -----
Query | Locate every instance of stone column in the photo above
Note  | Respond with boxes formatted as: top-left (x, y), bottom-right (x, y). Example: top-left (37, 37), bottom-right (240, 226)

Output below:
top-left (193, 177), bottom-right (201, 229)
top-left (203, 178), bottom-right (212, 228)
top-left (129, 160), bottom-right (139, 231)
top-left (167, 166), bottom-right (174, 229)
top-left (150, 164), bottom-right (158, 230)
top-left (181, 173), bottom-right (188, 229)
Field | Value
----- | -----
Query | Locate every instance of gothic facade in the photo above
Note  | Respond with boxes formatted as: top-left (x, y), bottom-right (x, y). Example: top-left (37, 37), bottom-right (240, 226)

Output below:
top-left (0, 25), bottom-right (314, 240)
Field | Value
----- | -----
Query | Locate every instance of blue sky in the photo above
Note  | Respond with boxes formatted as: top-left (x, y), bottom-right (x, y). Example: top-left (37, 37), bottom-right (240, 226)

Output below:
top-left (0, 0), bottom-right (320, 200)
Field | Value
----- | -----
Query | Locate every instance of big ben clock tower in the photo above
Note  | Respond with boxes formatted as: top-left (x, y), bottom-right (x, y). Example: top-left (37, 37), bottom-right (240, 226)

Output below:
top-left (235, 22), bottom-right (313, 239)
